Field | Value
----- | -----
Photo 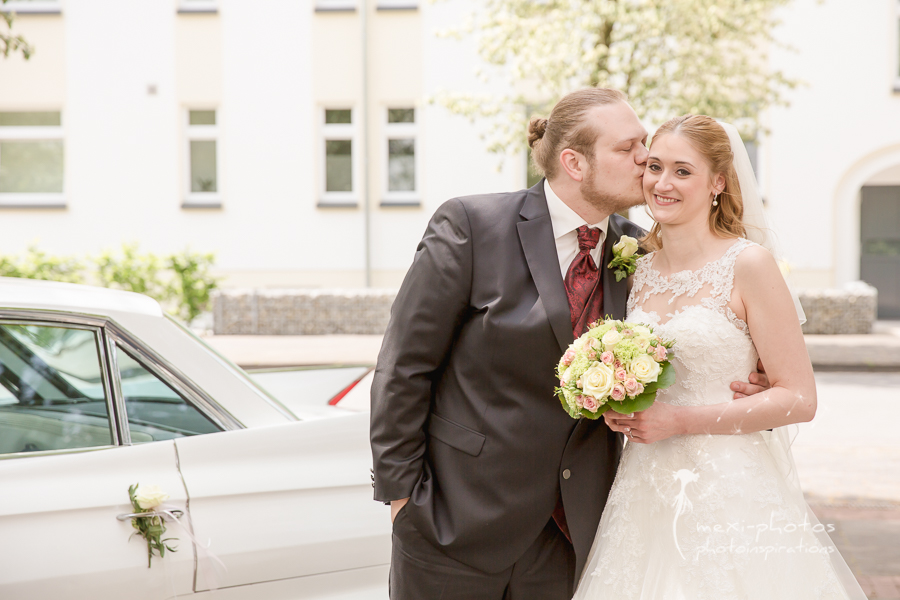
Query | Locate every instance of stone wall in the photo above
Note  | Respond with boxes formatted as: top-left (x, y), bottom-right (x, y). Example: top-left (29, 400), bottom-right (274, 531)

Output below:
top-left (213, 289), bottom-right (397, 335)
top-left (797, 282), bottom-right (878, 335)
top-left (213, 283), bottom-right (879, 336)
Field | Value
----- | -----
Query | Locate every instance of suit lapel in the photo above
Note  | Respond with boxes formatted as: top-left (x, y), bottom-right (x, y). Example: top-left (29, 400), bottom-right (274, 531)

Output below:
top-left (602, 215), bottom-right (630, 320)
top-left (517, 182), bottom-right (572, 354)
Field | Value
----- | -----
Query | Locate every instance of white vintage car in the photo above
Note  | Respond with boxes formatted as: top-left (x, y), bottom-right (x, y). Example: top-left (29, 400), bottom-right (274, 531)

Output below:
top-left (0, 278), bottom-right (389, 599)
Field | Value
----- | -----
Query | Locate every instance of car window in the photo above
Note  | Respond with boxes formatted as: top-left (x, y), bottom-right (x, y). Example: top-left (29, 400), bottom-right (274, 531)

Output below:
top-left (116, 345), bottom-right (222, 442)
top-left (0, 324), bottom-right (113, 455)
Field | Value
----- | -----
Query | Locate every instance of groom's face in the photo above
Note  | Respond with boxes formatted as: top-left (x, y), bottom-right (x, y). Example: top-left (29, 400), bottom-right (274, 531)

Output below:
top-left (580, 102), bottom-right (649, 214)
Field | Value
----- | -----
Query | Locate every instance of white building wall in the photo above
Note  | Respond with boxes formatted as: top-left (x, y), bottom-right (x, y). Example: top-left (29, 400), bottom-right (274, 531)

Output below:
top-left (765, 0), bottom-right (900, 288)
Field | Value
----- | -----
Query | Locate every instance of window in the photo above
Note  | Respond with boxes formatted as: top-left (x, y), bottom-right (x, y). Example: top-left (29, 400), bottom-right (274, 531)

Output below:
top-left (0, 111), bottom-right (64, 207)
top-left (315, 0), bottom-right (356, 11)
top-left (320, 108), bottom-right (357, 206)
top-left (0, 324), bottom-right (113, 455)
top-left (382, 107), bottom-right (418, 206)
top-left (115, 346), bottom-right (221, 443)
top-left (185, 109), bottom-right (220, 207)
top-left (896, 0), bottom-right (900, 90)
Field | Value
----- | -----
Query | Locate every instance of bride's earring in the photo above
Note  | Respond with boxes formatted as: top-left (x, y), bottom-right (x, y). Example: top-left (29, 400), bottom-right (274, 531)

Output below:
top-left (712, 191), bottom-right (719, 207)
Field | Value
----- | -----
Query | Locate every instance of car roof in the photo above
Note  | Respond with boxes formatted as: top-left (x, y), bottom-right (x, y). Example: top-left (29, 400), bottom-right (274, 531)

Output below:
top-left (0, 277), bottom-right (163, 317)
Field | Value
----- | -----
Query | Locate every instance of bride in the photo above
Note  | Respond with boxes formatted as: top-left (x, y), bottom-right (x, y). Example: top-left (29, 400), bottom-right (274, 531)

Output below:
top-left (573, 116), bottom-right (867, 600)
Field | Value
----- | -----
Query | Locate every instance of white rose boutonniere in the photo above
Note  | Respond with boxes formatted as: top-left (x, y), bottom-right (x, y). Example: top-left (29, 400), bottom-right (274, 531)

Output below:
top-left (607, 235), bottom-right (640, 282)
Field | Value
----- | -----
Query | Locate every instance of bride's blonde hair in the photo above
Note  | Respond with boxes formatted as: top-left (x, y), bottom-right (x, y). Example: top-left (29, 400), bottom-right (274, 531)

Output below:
top-left (642, 115), bottom-right (746, 252)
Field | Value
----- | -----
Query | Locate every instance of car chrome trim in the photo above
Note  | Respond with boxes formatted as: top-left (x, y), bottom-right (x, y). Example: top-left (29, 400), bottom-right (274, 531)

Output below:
top-left (165, 314), bottom-right (299, 422)
top-left (0, 444), bottom-right (117, 461)
top-left (116, 509), bottom-right (184, 521)
top-left (102, 328), bottom-right (131, 445)
top-left (108, 328), bottom-right (244, 432)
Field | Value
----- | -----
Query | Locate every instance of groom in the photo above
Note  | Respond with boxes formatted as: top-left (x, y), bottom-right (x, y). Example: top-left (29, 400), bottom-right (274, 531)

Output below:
top-left (370, 88), bottom-right (765, 599)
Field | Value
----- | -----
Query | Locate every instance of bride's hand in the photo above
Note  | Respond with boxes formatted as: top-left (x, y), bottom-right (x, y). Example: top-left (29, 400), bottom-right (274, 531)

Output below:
top-left (603, 402), bottom-right (683, 444)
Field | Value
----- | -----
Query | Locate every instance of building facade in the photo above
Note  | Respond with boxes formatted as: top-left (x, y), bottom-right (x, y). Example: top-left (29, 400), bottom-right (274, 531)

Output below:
top-left (0, 0), bottom-right (898, 316)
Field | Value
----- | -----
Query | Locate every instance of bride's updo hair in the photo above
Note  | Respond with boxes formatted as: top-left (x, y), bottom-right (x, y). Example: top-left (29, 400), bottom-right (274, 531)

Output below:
top-left (528, 88), bottom-right (627, 180)
top-left (643, 115), bottom-right (746, 252)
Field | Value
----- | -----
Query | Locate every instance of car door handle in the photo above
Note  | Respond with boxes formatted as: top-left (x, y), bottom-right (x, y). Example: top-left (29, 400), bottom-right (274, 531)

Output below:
top-left (117, 509), bottom-right (184, 521)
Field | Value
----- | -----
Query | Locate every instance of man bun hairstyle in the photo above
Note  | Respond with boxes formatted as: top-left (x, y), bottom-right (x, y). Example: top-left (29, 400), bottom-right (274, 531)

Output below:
top-left (528, 88), bottom-right (628, 181)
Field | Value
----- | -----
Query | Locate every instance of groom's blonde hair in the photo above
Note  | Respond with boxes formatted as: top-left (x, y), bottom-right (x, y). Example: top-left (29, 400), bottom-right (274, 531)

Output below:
top-left (642, 115), bottom-right (746, 251)
top-left (528, 88), bottom-right (627, 180)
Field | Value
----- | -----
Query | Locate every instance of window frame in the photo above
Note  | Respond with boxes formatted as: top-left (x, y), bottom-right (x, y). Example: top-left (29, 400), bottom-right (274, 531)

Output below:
top-left (319, 106), bottom-right (359, 207)
top-left (0, 309), bottom-right (243, 459)
top-left (314, 0), bottom-right (357, 12)
top-left (0, 110), bottom-right (65, 208)
top-left (177, 0), bottom-right (218, 14)
top-left (895, 0), bottom-right (900, 92)
top-left (184, 108), bottom-right (221, 208)
top-left (0, 0), bottom-right (61, 14)
top-left (381, 106), bottom-right (420, 207)
top-left (376, 0), bottom-right (418, 10)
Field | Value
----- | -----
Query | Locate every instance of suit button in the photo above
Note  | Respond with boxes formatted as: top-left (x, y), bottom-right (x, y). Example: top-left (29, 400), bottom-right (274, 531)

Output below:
top-left (562, 469), bottom-right (571, 480)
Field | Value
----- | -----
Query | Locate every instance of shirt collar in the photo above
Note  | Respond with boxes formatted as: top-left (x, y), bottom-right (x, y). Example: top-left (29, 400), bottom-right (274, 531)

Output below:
top-left (544, 179), bottom-right (609, 241)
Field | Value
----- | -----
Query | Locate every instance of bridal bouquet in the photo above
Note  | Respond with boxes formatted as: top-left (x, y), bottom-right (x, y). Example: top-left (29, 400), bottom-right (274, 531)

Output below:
top-left (556, 319), bottom-right (675, 419)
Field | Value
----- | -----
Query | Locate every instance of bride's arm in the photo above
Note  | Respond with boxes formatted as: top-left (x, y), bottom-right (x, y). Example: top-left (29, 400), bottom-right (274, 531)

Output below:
top-left (607, 246), bottom-right (816, 443)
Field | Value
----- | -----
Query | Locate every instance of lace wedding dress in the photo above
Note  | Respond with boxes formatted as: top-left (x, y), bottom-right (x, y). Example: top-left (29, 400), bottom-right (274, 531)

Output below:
top-left (573, 238), bottom-right (866, 600)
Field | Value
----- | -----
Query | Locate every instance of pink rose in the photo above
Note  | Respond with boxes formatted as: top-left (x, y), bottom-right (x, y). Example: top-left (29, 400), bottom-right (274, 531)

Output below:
top-left (615, 368), bottom-right (627, 382)
top-left (562, 349), bottom-right (576, 366)
top-left (623, 329), bottom-right (633, 336)
top-left (654, 345), bottom-right (668, 362)
top-left (610, 383), bottom-right (626, 401)
top-left (576, 378), bottom-right (583, 388)
top-left (635, 382), bottom-right (644, 395)
top-left (615, 359), bottom-right (623, 369)
top-left (575, 395), bottom-right (584, 409)
top-left (600, 351), bottom-right (615, 365)
top-left (587, 350), bottom-right (597, 360)
top-left (559, 379), bottom-right (566, 387)
top-left (624, 377), bottom-right (640, 395)
top-left (582, 396), bottom-right (599, 412)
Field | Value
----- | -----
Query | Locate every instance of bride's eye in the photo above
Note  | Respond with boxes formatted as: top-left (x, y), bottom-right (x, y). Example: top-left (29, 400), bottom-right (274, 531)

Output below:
top-left (677, 168), bottom-right (691, 176)
top-left (647, 163), bottom-right (662, 172)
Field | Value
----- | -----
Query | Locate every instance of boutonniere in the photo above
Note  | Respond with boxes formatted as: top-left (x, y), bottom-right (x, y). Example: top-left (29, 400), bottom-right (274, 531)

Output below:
top-left (607, 235), bottom-right (640, 282)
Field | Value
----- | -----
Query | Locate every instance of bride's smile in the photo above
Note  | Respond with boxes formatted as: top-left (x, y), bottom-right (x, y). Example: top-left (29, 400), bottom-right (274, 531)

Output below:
top-left (642, 133), bottom-right (725, 229)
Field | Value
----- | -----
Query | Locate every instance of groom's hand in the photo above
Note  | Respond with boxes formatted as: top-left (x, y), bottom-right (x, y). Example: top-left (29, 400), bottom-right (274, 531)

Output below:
top-left (731, 359), bottom-right (771, 399)
top-left (390, 497), bottom-right (409, 523)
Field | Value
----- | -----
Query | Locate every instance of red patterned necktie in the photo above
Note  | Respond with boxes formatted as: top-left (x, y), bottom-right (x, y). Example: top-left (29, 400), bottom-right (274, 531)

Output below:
top-left (564, 225), bottom-right (605, 337)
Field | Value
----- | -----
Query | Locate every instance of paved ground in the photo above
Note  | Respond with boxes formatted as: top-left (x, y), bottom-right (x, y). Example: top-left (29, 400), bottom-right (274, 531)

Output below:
top-left (204, 332), bottom-right (900, 598)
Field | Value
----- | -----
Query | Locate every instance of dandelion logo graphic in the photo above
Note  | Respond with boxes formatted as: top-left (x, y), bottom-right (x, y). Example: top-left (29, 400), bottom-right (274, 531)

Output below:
top-left (672, 469), bottom-right (699, 560)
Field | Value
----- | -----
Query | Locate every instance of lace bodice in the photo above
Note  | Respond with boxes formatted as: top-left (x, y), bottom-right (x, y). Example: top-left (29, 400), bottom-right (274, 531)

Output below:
top-left (626, 238), bottom-right (758, 406)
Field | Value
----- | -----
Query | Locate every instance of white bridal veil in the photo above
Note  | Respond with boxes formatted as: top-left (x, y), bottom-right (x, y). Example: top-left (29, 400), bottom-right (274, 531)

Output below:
top-left (720, 121), bottom-right (866, 600)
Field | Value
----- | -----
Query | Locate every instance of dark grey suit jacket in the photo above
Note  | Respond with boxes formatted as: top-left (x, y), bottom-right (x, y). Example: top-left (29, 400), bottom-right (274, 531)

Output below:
top-left (370, 180), bottom-right (645, 583)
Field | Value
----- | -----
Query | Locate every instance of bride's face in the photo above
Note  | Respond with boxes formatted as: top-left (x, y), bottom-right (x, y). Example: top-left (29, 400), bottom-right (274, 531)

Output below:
top-left (643, 133), bottom-right (723, 228)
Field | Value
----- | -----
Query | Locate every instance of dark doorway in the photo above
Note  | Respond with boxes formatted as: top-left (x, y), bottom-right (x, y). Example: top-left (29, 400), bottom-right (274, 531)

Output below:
top-left (860, 185), bottom-right (900, 318)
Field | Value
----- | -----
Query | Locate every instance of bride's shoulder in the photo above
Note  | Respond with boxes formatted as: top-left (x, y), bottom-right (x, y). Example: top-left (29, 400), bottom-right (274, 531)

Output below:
top-left (732, 240), bottom-right (781, 285)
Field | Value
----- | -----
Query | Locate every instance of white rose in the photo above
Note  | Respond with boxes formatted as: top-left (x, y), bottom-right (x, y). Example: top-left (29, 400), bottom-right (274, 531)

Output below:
top-left (613, 235), bottom-right (639, 258)
top-left (631, 325), bottom-right (652, 339)
top-left (600, 328), bottom-right (622, 348)
top-left (134, 485), bottom-right (169, 510)
top-left (581, 362), bottom-right (615, 400)
top-left (630, 354), bottom-right (662, 384)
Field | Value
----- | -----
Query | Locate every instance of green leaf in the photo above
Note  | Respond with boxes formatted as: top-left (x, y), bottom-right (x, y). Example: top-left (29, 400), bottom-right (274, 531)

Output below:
top-left (607, 392), bottom-right (656, 414)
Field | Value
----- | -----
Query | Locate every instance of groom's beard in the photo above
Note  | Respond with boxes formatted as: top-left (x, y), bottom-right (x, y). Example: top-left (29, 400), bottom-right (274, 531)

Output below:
top-left (580, 165), bottom-right (645, 217)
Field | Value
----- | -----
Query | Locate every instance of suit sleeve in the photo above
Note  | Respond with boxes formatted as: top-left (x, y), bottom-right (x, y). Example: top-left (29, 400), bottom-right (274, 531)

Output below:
top-left (370, 198), bottom-right (474, 503)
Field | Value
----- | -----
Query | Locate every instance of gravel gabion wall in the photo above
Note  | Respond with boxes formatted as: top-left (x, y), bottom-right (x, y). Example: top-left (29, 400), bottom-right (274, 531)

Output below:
top-left (797, 282), bottom-right (877, 335)
top-left (213, 288), bottom-right (397, 335)
top-left (213, 283), bottom-right (878, 336)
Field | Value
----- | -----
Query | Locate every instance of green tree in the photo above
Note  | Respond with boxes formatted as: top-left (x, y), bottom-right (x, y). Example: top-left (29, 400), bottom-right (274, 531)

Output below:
top-left (1, 0), bottom-right (34, 59)
top-left (435, 0), bottom-right (797, 157)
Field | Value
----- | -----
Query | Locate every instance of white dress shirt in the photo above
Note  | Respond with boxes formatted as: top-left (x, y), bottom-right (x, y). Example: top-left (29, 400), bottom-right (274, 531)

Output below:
top-left (544, 179), bottom-right (609, 279)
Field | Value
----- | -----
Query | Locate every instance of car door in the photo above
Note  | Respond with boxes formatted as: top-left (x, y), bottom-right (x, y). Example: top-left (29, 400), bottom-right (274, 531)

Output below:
top-left (0, 317), bottom-right (194, 600)
top-left (174, 412), bottom-right (391, 597)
